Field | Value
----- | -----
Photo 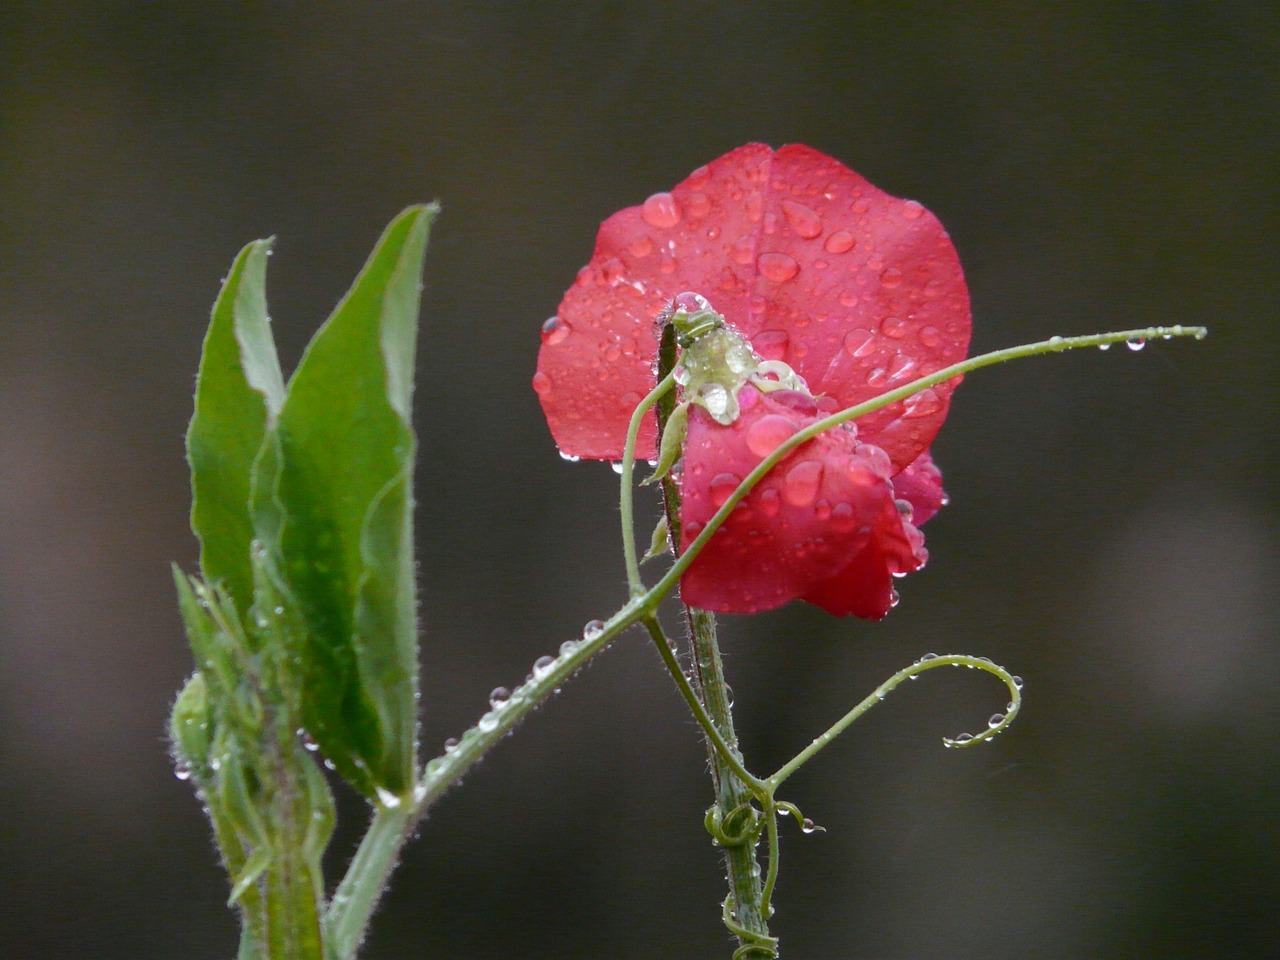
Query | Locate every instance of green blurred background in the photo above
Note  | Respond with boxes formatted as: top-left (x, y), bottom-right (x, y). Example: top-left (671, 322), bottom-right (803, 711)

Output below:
top-left (1, 3), bottom-right (1276, 958)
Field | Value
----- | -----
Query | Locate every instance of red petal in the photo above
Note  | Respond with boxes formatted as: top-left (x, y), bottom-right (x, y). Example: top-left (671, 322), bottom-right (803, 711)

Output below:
top-left (891, 449), bottom-right (946, 526)
top-left (678, 386), bottom-right (927, 618)
top-left (535, 144), bottom-right (971, 465)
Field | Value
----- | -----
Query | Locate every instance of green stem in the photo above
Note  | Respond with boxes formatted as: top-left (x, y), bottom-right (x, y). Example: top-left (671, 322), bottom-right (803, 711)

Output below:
top-left (620, 371), bottom-right (677, 596)
top-left (326, 800), bottom-right (413, 959)
top-left (641, 616), bottom-right (760, 789)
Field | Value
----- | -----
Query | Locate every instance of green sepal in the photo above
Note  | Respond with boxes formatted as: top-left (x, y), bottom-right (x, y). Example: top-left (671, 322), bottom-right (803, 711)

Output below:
top-left (643, 400), bottom-right (688, 486)
top-left (187, 239), bottom-right (286, 617)
top-left (249, 204), bottom-right (437, 798)
top-left (642, 514), bottom-right (671, 562)
top-left (170, 672), bottom-right (215, 781)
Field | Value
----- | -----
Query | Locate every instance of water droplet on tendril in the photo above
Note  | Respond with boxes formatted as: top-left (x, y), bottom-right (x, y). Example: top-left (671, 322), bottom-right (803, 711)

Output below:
top-left (375, 787), bottom-right (402, 808)
top-left (488, 687), bottom-right (510, 709)
top-left (1126, 337), bottom-right (1146, 351)
top-left (443, 737), bottom-right (459, 753)
top-left (988, 713), bottom-right (1005, 728)
top-left (532, 655), bottom-right (555, 679)
top-left (582, 619), bottom-right (605, 641)
top-left (559, 450), bottom-right (580, 463)
top-left (610, 460), bottom-right (624, 475)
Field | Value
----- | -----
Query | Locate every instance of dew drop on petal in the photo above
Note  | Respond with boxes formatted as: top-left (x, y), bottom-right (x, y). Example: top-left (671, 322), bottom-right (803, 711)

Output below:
top-left (880, 316), bottom-right (908, 339)
top-left (866, 367), bottom-right (888, 387)
top-left (730, 235), bottom-right (755, 265)
top-left (902, 387), bottom-right (942, 418)
top-left (814, 498), bottom-right (831, 521)
top-left (541, 316), bottom-right (570, 345)
top-left (746, 414), bottom-right (802, 458)
top-left (641, 192), bottom-right (682, 228)
top-left (887, 353), bottom-right (917, 381)
top-left (781, 199), bottom-right (823, 238)
top-left (843, 328), bottom-right (877, 358)
top-left (531, 371), bottom-right (551, 396)
top-left (879, 267), bottom-right (903, 288)
top-left (753, 329), bottom-right (790, 361)
top-left (709, 472), bottom-right (742, 507)
top-left (758, 252), bottom-right (800, 283)
top-left (901, 200), bottom-right (924, 220)
top-left (783, 461), bottom-right (823, 507)
top-left (758, 487), bottom-right (781, 517)
top-left (824, 230), bottom-right (856, 254)
top-left (918, 325), bottom-right (942, 348)
top-left (686, 191), bottom-right (711, 218)
top-left (830, 501), bottom-right (856, 532)
top-left (628, 234), bottom-right (653, 257)
top-left (558, 450), bottom-right (581, 463)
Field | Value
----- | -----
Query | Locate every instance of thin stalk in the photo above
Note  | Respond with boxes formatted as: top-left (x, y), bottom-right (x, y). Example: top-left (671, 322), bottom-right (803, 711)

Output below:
top-left (620, 371), bottom-right (677, 596)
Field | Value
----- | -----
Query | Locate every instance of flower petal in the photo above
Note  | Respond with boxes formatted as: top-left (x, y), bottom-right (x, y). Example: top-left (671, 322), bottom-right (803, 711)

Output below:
top-left (678, 385), bottom-right (927, 617)
top-left (891, 449), bottom-right (946, 526)
top-left (535, 144), bottom-right (971, 468)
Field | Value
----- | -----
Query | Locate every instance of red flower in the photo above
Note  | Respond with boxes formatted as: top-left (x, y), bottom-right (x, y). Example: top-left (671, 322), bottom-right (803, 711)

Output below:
top-left (535, 144), bottom-right (970, 617)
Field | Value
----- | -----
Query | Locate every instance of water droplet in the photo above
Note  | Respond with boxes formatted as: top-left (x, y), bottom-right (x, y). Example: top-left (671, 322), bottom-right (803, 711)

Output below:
top-left (753, 329), bottom-right (790, 361)
top-left (843, 328), bottom-right (877, 358)
top-left (781, 199), bottom-right (823, 238)
top-left (532, 371), bottom-right (551, 395)
top-left (673, 364), bottom-right (691, 385)
top-left (919, 652), bottom-right (939, 661)
top-left (952, 732), bottom-right (974, 744)
top-left (745, 414), bottom-right (800, 458)
top-left (901, 200), bottom-right (924, 220)
top-left (558, 450), bottom-right (581, 463)
top-left (730, 234), bottom-right (755, 265)
top-left (174, 764), bottom-right (193, 781)
top-left (641, 192), bottom-right (681, 228)
top-left (686, 191), bottom-right (711, 218)
top-left (879, 266), bottom-right (903, 288)
top-left (541, 316), bottom-right (570, 346)
top-left (725, 342), bottom-right (755, 374)
top-left (758, 487), bottom-right (781, 517)
top-left (560, 639), bottom-right (580, 656)
top-left (758, 252), bottom-right (800, 282)
top-left (1098, 342), bottom-right (1111, 351)
top-left (443, 737), bottom-right (459, 753)
top-left (375, 786), bottom-right (402, 808)
top-left (918, 325), bottom-right (941, 348)
top-left (488, 687), bottom-right (511, 709)
top-left (903, 388), bottom-right (942, 418)
top-left (1126, 337), bottom-right (1146, 351)
top-left (824, 230), bottom-right (856, 254)
top-left (701, 383), bottom-right (730, 421)
top-left (866, 367), bottom-right (888, 387)
top-left (532, 655), bottom-right (556, 679)
top-left (829, 501), bottom-right (856, 532)
top-left (582, 619), bottom-right (605, 641)
top-left (783, 461), bottom-right (823, 507)
top-left (801, 818), bottom-right (820, 834)
top-left (610, 460), bottom-right (625, 475)
top-left (709, 472), bottom-right (742, 508)
top-left (1011, 675), bottom-right (1024, 690)
top-left (887, 353), bottom-right (917, 381)
top-left (478, 712), bottom-right (499, 733)
top-left (988, 713), bottom-right (1005, 729)
top-left (880, 316), bottom-right (908, 339)
top-left (724, 684), bottom-right (735, 707)
top-left (628, 234), bottom-right (653, 257)
top-left (814, 498), bottom-right (832, 521)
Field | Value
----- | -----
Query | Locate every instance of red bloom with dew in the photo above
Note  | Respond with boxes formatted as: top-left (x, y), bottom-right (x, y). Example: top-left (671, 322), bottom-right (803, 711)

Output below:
top-left (534, 143), bottom-right (970, 618)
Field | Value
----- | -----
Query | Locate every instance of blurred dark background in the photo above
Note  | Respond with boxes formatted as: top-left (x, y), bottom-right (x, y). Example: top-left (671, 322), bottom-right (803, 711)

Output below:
top-left (1, 3), bottom-right (1276, 958)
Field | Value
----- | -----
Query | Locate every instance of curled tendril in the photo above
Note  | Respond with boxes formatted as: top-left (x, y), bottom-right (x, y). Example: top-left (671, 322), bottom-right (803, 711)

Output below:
top-left (768, 653), bottom-right (1025, 788)
top-left (705, 801), bottom-right (764, 848)
top-left (723, 898), bottom-right (780, 960)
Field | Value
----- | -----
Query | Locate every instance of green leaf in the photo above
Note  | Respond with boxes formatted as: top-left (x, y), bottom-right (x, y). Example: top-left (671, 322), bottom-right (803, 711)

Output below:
top-left (188, 239), bottom-right (286, 614)
top-left (251, 204), bottom-right (437, 797)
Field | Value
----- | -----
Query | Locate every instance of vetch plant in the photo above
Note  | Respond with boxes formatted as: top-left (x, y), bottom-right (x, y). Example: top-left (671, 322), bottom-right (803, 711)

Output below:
top-left (171, 145), bottom-right (1206, 959)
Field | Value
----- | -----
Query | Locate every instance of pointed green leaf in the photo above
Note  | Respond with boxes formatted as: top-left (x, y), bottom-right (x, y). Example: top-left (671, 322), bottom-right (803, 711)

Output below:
top-left (251, 204), bottom-right (437, 797)
top-left (188, 239), bottom-right (286, 614)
